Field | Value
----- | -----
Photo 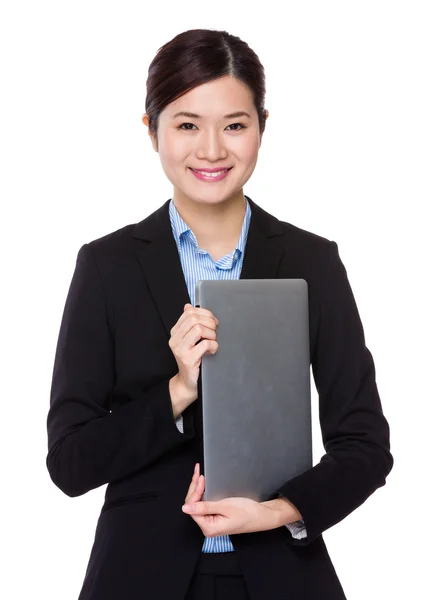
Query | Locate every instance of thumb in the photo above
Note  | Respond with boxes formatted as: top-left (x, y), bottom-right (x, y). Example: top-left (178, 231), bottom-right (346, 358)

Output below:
top-left (184, 303), bottom-right (193, 310)
top-left (182, 500), bottom-right (213, 515)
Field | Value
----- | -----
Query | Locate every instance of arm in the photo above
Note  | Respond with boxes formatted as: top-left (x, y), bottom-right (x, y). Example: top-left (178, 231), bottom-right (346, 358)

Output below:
top-left (267, 241), bottom-right (393, 545)
top-left (278, 494), bottom-right (308, 539)
top-left (46, 244), bottom-right (195, 498)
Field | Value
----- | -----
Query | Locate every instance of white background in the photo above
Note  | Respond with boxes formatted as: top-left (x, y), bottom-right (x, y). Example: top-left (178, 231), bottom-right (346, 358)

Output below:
top-left (1, 1), bottom-right (445, 598)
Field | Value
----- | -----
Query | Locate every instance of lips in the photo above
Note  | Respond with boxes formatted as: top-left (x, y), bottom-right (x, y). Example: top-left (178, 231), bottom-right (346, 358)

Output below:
top-left (189, 167), bottom-right (233, 182)
top-left (190, 167), bottom-right (232, 174)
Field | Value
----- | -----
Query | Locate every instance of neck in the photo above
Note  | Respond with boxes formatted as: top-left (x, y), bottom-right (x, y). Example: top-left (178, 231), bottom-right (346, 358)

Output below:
top-left (172, 191), bottom-right (247, 250)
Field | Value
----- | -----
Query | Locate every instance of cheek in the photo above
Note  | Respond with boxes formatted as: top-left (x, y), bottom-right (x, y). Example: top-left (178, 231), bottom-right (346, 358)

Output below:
top-left (159, 131), bottom-right (189, 165)
top-left (234, 134), bottom-right (260, 163)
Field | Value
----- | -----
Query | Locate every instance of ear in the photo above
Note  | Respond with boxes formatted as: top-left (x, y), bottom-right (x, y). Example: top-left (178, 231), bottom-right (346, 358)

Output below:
top-left (142, 113), bottom-right (159, 153)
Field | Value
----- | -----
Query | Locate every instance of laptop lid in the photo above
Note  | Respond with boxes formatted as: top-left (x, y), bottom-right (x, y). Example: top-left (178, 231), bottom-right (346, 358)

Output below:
top-left (195, 278), bottom-right (312, 502)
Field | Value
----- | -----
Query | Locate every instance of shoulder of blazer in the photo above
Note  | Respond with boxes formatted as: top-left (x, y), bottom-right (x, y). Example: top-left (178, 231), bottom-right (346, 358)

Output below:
top-left (276, 218), bottom-right (335, 271)
top-left (279, 218), bottom-right (332, 248)
top-left (81, 199), bottom-right (171, 257)
top-left (75, 223), bottom-right (135, 257)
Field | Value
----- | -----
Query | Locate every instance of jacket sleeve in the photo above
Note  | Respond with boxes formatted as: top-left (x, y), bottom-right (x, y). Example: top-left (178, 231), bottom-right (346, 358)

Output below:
top-left (267, 241), bottom-right (393, 545)
top-left (46, 243), bottom-right (194, 498)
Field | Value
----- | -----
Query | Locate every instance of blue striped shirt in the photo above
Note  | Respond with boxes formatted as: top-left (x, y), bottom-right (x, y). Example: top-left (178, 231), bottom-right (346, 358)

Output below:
top-left (169, 196), bottom-right (307, 552)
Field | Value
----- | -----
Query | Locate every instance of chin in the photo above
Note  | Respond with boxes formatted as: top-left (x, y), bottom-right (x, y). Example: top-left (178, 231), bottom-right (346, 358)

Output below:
top-left (186, 188), bottom-right (244, 203)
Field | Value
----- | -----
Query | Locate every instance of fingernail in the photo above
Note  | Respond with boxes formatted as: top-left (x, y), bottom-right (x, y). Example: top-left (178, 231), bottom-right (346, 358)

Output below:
top-left (182, 504), bottom-right (195, 513)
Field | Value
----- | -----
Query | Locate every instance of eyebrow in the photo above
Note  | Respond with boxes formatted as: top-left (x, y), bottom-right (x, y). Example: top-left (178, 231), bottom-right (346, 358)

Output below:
top-left (172, 111), bottom-right (251, 120)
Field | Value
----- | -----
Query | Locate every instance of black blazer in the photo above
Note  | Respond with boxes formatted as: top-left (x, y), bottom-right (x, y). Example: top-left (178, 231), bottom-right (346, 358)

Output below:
top-left (46, 196), bottom-right (393, 600)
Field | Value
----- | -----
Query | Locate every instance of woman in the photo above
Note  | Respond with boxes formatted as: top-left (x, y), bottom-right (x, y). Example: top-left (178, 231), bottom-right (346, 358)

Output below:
top-left (46, 28), bottom-right (393, 600)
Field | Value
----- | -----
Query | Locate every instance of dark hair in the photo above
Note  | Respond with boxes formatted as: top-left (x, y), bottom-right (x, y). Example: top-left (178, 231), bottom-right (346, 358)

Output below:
top-left (144, 29), bottom-right (267, 142)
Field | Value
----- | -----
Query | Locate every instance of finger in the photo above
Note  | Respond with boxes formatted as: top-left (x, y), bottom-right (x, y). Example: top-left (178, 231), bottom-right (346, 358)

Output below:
top-left (191, 339), bottom-right (219, 364)
top-left (182, 498), bottom-right (214, 515)
top-left (184, 463), bottom-right (200, 501)
top-left (171, 312), bottom-right (218, 342)
top-left (181, 315), bottom-right (219, 343)
top-left (182, 306), bottom-right (218, 326)
top-left (174, 322), bottom-right (218, 361)
top-left (192, 475), bottom-right (205, 500)
top-left (185, 305), bottom-right (218, 322)
top-left (185, 474), bottom-right (205, 504)
top-left (182, 322), bottom-right (218, 349)
top-left (184, 464), bottom-right (201, 502)
top-left (170, 307), bottom-right (194, 338)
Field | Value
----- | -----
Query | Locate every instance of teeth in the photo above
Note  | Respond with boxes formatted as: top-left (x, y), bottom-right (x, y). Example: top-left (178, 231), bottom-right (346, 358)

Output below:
top-left (193, 169), bottom-right (229, 177)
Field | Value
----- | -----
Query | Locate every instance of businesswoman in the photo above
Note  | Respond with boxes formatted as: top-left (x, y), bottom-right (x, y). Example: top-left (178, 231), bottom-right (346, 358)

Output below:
top-left (46, 28), bottom-right (393, 600)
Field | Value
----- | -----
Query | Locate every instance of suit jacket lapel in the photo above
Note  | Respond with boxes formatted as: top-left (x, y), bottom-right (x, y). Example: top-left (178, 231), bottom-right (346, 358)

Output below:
top-left (239, 196), bottom-right (285, 280)
top-left (131, 195), bottom-right (286, 440)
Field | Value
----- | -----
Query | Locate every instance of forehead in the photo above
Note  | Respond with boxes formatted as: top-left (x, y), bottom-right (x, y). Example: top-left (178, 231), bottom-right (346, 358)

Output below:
top-left (165, 76), bottom-right (254, 118)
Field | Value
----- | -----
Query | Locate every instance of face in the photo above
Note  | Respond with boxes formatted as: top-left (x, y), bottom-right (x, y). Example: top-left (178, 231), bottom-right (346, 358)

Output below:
top-left (142, 75), bottom-right (268, 209)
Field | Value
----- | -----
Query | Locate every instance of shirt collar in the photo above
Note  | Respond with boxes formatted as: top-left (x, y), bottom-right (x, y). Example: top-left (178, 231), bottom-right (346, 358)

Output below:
top-left (169, 197), bottom-right (251, 256)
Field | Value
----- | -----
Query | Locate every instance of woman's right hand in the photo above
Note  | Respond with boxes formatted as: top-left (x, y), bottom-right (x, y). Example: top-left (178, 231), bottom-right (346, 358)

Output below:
top-left (169, 303), bottom-right (219, 405)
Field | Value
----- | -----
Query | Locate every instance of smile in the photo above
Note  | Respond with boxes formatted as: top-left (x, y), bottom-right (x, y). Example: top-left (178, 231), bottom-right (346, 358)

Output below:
top-left (189, 167), bottom-right (233, 182)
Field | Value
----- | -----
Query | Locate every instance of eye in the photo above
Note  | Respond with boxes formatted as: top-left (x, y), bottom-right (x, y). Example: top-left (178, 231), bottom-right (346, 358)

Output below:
top-left (177, 123), bottom-right (246, 131)
top-left (227, 123), bottom-right (246, 131)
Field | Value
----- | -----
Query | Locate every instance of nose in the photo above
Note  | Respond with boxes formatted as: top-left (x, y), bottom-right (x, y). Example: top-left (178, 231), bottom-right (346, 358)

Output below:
top-left (195, 129), bottom-right (229, 162)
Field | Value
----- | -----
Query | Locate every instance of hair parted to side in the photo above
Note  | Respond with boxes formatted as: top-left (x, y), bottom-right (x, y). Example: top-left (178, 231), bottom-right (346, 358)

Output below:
top-left (144, 29), bottom-right (267, 142)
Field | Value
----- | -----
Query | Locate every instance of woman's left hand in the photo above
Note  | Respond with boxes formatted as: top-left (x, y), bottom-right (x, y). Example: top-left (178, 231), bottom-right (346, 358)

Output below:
top-left (182, 463), bottom-right (280, 537)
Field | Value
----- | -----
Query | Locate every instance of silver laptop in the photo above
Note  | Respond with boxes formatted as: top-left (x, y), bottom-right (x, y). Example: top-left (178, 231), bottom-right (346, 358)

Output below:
top-left (195, 279), bottom-right (312, 503)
